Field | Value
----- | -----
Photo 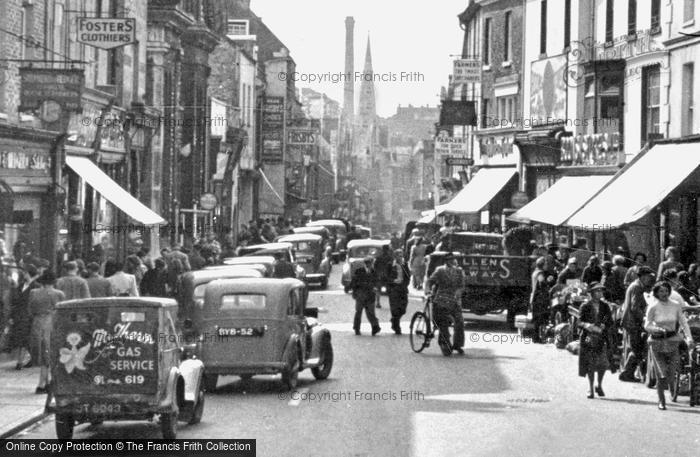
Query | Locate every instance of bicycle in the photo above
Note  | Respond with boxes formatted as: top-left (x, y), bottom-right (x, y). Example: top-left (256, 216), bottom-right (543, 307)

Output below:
top-left (409, 294), bottom-right (455, 355)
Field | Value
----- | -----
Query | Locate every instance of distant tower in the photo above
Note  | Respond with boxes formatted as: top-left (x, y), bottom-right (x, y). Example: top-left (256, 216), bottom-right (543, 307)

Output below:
top-left (357, 35), bottom-right (376, 128)
top-left (343, 17), bottom-right (355, 121)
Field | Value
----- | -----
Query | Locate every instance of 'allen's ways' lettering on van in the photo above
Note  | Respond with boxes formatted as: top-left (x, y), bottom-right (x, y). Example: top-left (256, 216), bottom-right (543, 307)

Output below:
top-left (463, 257), bottom-right (511, 279)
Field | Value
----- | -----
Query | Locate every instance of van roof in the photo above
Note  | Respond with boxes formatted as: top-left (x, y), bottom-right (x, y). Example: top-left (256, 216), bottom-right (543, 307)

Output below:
top-left (55, 297), bottom-right (178, 309)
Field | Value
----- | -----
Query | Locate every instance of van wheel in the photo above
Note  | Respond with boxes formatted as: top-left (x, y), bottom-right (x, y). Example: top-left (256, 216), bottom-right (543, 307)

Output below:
top-left (189, 386), bottom-right (205, 425)
top-left (202, 374), bottom-right (218, 392)
top-left (160, 411), bottom-right (177, 439)
top-left (55, 414), bottom-right (74, 440)
top-left (312, 342), bottom-right (333, 380)
top-left (282, 355), bottom-right (300, 391)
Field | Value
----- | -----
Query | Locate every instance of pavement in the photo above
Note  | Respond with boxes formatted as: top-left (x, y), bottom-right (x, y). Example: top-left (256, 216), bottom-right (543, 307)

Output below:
top-left (0, 352), bottom-right (48, 438)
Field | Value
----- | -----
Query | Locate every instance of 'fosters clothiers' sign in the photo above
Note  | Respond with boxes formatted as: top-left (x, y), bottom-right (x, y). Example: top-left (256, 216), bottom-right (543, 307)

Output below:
top-left (77, 18), bottom-right (136, 50)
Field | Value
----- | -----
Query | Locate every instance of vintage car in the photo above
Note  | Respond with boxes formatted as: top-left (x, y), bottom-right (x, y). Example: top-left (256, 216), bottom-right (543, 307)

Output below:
top-left (221, 255), bottom-right (277, 277)
top-left (178, 267), bottom-right (264, 323)
top-left (237, 242), bottom-right (306, 279)
top-left (341, 239), bottom-right (391, 292)
top-left (355, 225), bottom-right (372, 239)
top-left (196, 278), bottom-right (333, 391)
top-left (290, 225), bottom-right (332, 249)
top-left (276, 233), bottom-right (331, 288)
top-left (46, 297), bottom-right (205, 439)
top-left (306, 219), bottom-right (350, 262)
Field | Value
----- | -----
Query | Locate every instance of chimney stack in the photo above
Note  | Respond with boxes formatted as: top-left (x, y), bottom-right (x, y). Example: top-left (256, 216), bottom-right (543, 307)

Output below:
top-left (343, 16), bottom-right (355, 122)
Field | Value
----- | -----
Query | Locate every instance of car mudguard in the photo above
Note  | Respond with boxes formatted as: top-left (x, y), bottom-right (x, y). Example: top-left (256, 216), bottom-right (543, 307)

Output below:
top-left (179, 358), bottom-right (204, 403)
top-left (159, 367), bottom-right (183, 412)
top-left (282, 334), bottom-right (301, 365)
top-left (308, 327), bottom-right (330, 360)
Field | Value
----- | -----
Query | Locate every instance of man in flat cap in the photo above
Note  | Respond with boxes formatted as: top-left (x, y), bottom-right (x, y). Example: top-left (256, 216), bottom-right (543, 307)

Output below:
top-left (427, 252), bottom-right (466, 356)
top-left (350, 257), bottom-right (381, 336)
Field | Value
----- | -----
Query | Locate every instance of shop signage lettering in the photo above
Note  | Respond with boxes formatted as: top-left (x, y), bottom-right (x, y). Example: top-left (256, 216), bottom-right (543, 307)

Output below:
top-left (287, 129), bottom-right (316, 145)
top-left (262, 97), bottom-right (285, 162)
top-left (77, 18), bottom-right (136, 50)
top-left (453, 59), bottom-right (481, 84)
top-left (92, 322), bottom-right (155, 349)
top-left (19, 68), bottom-right (84, 112)
top-left (594, 29), bottom-right (663, 61)
top-left (560, 132), bottom-right (624, 167)
top-left (459, 255), bottom-right (531, 287)
top-left (435, 136), bottom-right (468, 155)
top-left (0, 151), bottom-right (50, 171)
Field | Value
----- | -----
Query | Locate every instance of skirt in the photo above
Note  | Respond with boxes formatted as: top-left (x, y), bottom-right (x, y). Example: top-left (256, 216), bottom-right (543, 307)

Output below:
top-left (579, 341), bottom-right (610, 376)
top-left (30, 314), bottom-right (52, 367)
top-left (648, 342), bottom-right (681, 383)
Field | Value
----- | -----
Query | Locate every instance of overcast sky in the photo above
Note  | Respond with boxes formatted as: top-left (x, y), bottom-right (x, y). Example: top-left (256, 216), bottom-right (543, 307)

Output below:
top-left (253, 0), bottom-right (467, 117)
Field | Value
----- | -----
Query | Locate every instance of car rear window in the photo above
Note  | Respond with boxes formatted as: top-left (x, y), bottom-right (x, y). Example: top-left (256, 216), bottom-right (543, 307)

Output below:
top-left (349, 246), bottom-right (381, 258)
top-left (194, 284), bottom-right (208, 300)
top-left (220, 294), bottom-right (266, 310)
top-left (293, 241), bottom-right (314, 251)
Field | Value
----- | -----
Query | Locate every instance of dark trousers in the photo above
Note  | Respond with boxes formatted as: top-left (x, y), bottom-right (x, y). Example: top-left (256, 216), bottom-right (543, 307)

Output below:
top-left (388, 285), bottom-right (408, 331)
top-left (353, 294), bottom-right (379, 331)
top-left (621, 328), bottom-right (646, 378)
top-left (434, 303), bottom-right (464, 349)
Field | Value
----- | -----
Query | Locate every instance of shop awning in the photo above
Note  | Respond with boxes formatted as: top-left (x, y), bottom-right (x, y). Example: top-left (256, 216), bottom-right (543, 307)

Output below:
top-left (566, 142), bottom-right (700, 228)
top-left (65, 156), bottom-right (166, 226)
top-left (436, 167), bottom-right (517, 215)
top-left (508, 175), bottom-right (613, 226)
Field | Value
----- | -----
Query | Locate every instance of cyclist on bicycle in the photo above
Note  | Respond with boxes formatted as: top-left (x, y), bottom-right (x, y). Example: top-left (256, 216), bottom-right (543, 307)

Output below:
top-left (426, 252), bottom-right (466, 356)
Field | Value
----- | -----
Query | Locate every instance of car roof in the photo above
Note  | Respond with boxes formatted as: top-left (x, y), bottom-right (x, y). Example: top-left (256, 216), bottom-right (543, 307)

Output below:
top-left (183, 268), bottom-right (263, 285)
top-left (204, 277), bottom-right (305, 298)
top-left (292, 226), bottom-right (329, 234)
top-left (223, 256), bottom-right (276, 265)
top-left (306, 219), bottom-right (347, 228)
top-left (451, 231), bottom-right (503, 239)
top-left (277, 233), bottom-right (322, 242)
top-left (243, 242), bottom-right (293, 251)
top-left (347, 239), bottom-right (391, 249)
top-left (56, 297), bottom-right (178, 309)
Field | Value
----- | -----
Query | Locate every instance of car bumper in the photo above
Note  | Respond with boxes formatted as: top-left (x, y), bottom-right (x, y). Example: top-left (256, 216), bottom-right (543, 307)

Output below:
top-left (304, 273), bottom-right (327, 283)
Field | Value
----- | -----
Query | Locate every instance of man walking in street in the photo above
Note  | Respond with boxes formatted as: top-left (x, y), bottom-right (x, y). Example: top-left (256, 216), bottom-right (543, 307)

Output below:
top-left (618, 266), bottom-right (655, 382)
top-left (427, 252), bottom-right (466, 356)
top-left (272, 252), bottom-right (296, 278)
top-left (374, 245), bottom-right (393, 308)
top-left (85, 262), bottom-right (112, 298)
top-left (56, 261), bottom-right (90, 300)
top-left (350, 257), bottom-right (381, 336)
top-left (387, 249), bottom-right (410, 334)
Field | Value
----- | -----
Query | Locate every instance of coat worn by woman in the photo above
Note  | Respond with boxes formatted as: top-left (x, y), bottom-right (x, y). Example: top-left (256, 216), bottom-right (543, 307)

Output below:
top-left (9, 278), bottom-right (39, 350)
top-left (578, 299), bottom-right (616, 377)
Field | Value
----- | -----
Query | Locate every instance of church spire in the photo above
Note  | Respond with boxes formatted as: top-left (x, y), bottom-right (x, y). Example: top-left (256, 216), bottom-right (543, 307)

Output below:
top-left (358, 34), bottom-right (376, 126)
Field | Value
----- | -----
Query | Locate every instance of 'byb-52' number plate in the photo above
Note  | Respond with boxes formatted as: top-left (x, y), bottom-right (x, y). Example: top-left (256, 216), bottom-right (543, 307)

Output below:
top-left (217, 327), bottom-right (265, 337)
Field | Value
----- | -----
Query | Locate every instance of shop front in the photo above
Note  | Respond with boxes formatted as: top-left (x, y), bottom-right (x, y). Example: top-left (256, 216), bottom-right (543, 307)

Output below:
top-left (564, 138), bottom-right (700, 269)
top-left (0, 124), bottom-right (57, 263)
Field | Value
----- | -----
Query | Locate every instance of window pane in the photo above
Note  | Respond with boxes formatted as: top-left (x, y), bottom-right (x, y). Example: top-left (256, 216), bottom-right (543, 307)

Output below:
top-left (220, 294), bottom-right (266, 310)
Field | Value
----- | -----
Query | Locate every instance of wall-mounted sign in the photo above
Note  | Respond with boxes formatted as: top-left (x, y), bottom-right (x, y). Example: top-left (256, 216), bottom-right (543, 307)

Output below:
top-left (66, 103), bottom-right (125, 151)
top-left (287, 128), bottom-right (316, 145)
top-left (77, 18), bottom-right (136, 50)
top-left (19, 68), bottom-right (84, 112)
top-left (435, 136), bottom-right (468, 155)
top-left (0, 149), bottom-right (50, 172)
top-left (199, 193), bottom-right (218, 210)
top-left (439, 100), bottom-right (476, 126)
top-left (453, 59), bottom-right (481, 84)
top-left (560, 132), bottom-right (624, 167)
top-left (262, 97), bottom-right (284, 162)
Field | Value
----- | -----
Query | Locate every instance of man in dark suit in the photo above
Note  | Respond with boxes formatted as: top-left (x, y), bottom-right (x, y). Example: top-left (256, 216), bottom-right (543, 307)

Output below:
top-left (619, 266), bottom-right (655, 382)
top-left (387, 250), bottom-right (410, 334)
top-left (272, 252), bottom-right (296, 278)
top-left (350, 257), bottom-right (380, 336)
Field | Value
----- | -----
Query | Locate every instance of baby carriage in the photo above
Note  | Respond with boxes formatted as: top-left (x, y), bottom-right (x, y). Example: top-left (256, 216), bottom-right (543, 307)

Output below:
top-left (671, 308), bottom-right (700, 406)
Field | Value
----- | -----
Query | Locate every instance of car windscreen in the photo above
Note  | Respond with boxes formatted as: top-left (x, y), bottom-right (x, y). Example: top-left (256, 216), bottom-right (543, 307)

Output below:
top-left (220, 294), bottom-right (266, 310)
top-left (348, 245), bottom-right (381, 258)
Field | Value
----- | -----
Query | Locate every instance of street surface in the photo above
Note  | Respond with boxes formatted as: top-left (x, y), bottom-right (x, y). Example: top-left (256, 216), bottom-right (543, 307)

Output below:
top-left (14, 268), bottom-right (700, 456)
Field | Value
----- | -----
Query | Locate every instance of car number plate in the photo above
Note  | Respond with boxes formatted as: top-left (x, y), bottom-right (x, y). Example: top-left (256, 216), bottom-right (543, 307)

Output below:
top-left (74, 403), bottom-right (122, 415)
top-left (217, 327), bottom-right (265, 337)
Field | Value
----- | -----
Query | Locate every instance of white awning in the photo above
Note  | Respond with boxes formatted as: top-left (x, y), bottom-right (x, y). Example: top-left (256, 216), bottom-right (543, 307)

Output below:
top-left (417, 210), bottom-right (436, 224)
top-left (437, 167), bottom-right (517, 215)
top-left (566, 142), bottom-right (700, 228)
top-left (508, 175), bottom-right (613, 226)
top-left (65, 156), bottom-right (166, 226)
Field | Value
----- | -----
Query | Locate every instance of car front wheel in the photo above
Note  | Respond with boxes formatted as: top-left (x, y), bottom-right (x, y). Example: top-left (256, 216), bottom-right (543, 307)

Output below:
top-left (312, 342), bottom-right (333, 380)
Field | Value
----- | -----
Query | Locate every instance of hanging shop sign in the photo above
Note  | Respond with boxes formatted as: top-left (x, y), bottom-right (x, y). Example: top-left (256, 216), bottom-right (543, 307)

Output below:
top-left (199, 193), bottom-right (218, 210)
top-left (452, 59), bottom-right (481, 84)
top-left (287, 128), bottom-right (316, 145)
top-left (435, 136), bottom-right (468, 156)
top-left (77, 18), bottom-right (136, 50)
top-left (19, 68), bottom-right (84, 112)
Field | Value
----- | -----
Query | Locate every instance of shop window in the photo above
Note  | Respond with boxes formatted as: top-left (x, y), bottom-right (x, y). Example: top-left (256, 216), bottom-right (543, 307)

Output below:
top-left (641, 65), bottom-right (661, 143)
top-left (682, 63), bottom-right (694, 136)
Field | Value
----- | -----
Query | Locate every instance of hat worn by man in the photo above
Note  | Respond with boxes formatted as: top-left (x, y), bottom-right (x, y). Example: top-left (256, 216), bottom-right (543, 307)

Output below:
top-left (567, 257), bottom-right (578, 264)
top-left (637, 266), bottom-right (655, 277)
top-left (588, 282), bottom-right (605, 292)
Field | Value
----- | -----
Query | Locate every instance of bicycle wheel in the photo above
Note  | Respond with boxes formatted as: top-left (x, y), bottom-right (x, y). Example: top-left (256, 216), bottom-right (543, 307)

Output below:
top-left (670, 368), bottom-right (680, 402)
top-left (409, 311), bottom-right (430, 353)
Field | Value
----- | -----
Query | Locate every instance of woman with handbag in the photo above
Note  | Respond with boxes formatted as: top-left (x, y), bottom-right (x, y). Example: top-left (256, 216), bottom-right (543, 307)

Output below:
top-left (578, 282), bottom-right (616, 398)
top-left (644, 281), bottom-right (694, 410)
